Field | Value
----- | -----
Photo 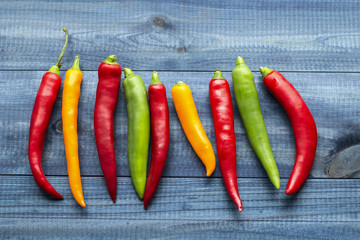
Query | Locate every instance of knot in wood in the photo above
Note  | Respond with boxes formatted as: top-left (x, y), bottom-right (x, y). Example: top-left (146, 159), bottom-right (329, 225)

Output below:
top-left (177, 46), bottom-right (186, 53)
top-left (153, 17), bottom-right (165, 27)
top-left (54, 119), bottom-right (63, 133)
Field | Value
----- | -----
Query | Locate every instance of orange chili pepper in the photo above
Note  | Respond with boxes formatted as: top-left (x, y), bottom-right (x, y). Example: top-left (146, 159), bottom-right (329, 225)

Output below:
top-left (62, 56), bottom-right (85, 207)
top-left (172, 81), bottom-right (216, 176)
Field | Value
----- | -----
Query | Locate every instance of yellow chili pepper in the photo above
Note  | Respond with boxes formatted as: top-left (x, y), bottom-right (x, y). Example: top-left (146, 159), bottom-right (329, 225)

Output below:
top-left (62, 56), bottom-right (85, 207)
top-left (172, 81), bottom-right (216, 176)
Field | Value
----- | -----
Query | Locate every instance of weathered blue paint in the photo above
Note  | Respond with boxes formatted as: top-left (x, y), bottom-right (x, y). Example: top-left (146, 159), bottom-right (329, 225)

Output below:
top-left (0, 176), bottom-right (360, 239)
top-left (0, 0), bottom-right (359, 71)
top-left (1, 0), bottom-right (360, 238)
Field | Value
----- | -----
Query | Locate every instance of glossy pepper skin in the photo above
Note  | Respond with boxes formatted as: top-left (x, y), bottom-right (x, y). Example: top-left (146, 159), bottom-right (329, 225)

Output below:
top-left (62, 56), bottom-right (85, 207)
top-left (123, 68), bottom-right (150, 199)
top-left (172, 81), bottom-right (216, 176)
top-left (232, 57), bottom-right (280, 189)
top-left (260, 67), bottom-right (317, 194)
top-left (94, 55), bottom-right (122, 203)
top-left (28, 28), bottom-right (68, 199)
top-left (144, 71), bottom-right (170, 209)
top-left (209, 69), bottom-right (242, 212)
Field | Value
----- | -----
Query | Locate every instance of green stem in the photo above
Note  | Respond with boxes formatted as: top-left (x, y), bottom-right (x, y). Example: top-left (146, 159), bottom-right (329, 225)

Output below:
top-left (235, 56), bottom-right (245, 65)
top-left (71, 56), bottom-right (80, 70)
top-left (48, 27), bottom-right (69, 74)
top-left (150, 71), bottom-right (163, 85)
top-left (55, 28), bottom-right (69, 68)
top-left (103, 55), bottom-right (119, 65)
top-left (175, 81), bottom-right (186, 86)
top-left (124, 68), bottom-right (134, 77)
top-left (260, 67), bottom-right (274, 78)
top-left (212, 68), bottom-right (224, 79)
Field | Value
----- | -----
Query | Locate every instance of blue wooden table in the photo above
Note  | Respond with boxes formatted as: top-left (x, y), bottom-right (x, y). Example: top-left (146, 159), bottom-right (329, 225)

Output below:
top-left (1, 0), bottom-right (360, 239)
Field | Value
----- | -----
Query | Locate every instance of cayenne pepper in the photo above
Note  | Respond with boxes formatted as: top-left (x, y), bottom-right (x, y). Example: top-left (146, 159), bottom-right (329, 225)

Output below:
top-left (260, 67), bottom-right (317, 194)
top-left (172, 81), bottom-right (216, 177)
top-left (209, 69), bottom-right (242, 212)
top-left (144, 71), bottom-right (170, 209)
top-left (94, 55), bottom-right (122, 203)
top-left (232, 57), bottom-right (280, 189)
top-left (28, 28), bottom-right (68, 199)
top-left (62, 56), bottom-right (85, 207)
top-left (123, 68), bottom-right (150, 199)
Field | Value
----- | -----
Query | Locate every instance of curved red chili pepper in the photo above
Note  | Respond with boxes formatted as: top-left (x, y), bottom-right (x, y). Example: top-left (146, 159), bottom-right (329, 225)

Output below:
top-left (29, 72), bottom-right (63, 199)
top-left (28, 28), bottom-right (68, 199)
top-left (260, 67), bottom-right (317, 195)
top-left (144, 71), bottom-right (170, 209)
top-left (94, 55), bottom-right (122, 203)
top-left (209, 69), bottom-right (242, 212)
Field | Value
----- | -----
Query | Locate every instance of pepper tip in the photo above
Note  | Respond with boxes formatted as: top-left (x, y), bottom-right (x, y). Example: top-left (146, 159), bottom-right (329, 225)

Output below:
top-left (206, 167), bottom-right (215, 177)
top-left (285, 188), bottom-right (295, 195)
top-left (272, 177), bottom-right (281, 190)
top-left (144, 201), bottom-right (149, 210)
top-left (79, 200), bottom-right (86, 207)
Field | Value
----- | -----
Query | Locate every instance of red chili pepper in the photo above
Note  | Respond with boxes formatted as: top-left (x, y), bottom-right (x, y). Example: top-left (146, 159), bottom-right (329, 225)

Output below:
top-left (28, 28), bottom-right (68, 199)
top-left (260, 67), bottom-right (317, 195)
top-left (209, 69), bottom-right (242, 212)
top-left (143, 71), bottom-right (170, 209)
top-left (94, 55), bottom-right (122, 203)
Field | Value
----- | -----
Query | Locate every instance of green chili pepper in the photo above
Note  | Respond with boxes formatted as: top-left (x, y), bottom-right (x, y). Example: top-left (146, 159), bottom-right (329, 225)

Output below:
top-left (232, 57), bottom-right (280, 189)
top-left (123, 68), bottom-right (150, 199)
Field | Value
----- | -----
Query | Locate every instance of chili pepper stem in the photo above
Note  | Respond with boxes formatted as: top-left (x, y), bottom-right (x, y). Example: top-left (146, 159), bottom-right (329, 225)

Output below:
top-left (150, 71), bottom-right (163, 85)
top-left (175, 81), bottom-right (185, 86)
top-left (260, 67), bottom-right (273, 78)
top-left (124, 68), bottom-right (134, 77)
top-left (212, 69), bottom-right (225, 80)
top-left (103, 55), bottom-right (119, 65)
top-left (48, 27), bottom-right (69, 75)
top-left (235, 56), bottom-right (245, 65)
top-left (71, 56), bottom-right (80, 70)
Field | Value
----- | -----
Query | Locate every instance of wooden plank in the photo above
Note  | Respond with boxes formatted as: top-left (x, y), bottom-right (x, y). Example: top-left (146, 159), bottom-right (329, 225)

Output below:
top-left (1, 70), bottom-right (360, 178)
top-left (0, 176), bottom-right (360, 239)
top-left (2, 220), bottom-right (359, 240)
top-left (0, 0), bottom-right (359, 71)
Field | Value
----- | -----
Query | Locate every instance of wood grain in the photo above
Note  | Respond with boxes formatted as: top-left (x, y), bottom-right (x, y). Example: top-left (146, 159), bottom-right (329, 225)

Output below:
top-left (1, 0), bottom-right (360, 238)
top-left (1, 70), bottom-right (360, 178)
top-left (0, 0), bottom-right (359, 71)
top-left (0, 176), bottom-right (359, 239)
